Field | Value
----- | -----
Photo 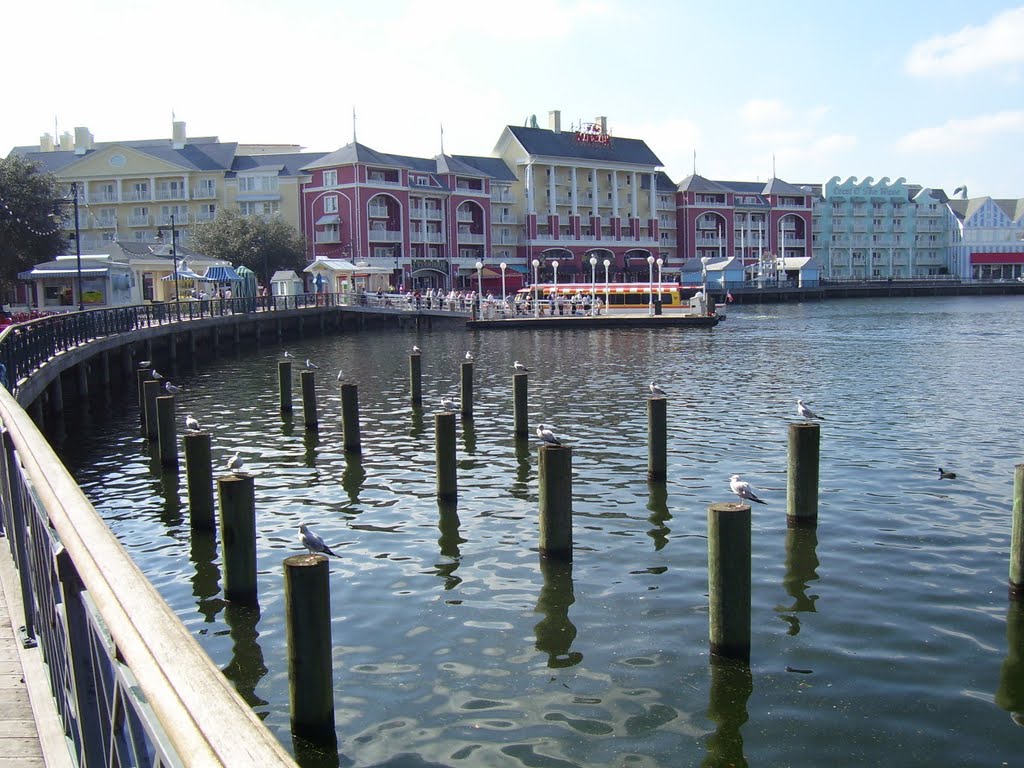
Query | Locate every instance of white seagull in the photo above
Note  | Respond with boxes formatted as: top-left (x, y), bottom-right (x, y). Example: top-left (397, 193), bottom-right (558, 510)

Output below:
top-left (305, 359), bottom-right (320, 370)
top-left (536, 424), bottom-right (563, 446)
top-left (299, 524), bottom-right (340, 557)
top-left (465, 351), bottom-right (474, 361)
top-left (412, 345), bottom-right (422, 354)
top-left (730, 474), bottom-right (767, 505)
top-left (226, 452), bottom-right (244, 473)
top-left (513, 361), bottom-right (531, 372)
top-left (164, 382), bottom-right (182, 395)
top-left (649, 382), bottom-right (667, 397)
top-left (283, 350), bottom-right (294, 358)
top-left (185, 414), bottom-right (201, 432)
top-left (441, 396), bottom-right (457, 412)
top-left (139, 360), bottom-right (152, 369)
top-left (796, 399), bottom-right (824, 421)
top-left (151, 369), bottom-right (163, 380)
top-left (336, 369), bottom-right (344, 382)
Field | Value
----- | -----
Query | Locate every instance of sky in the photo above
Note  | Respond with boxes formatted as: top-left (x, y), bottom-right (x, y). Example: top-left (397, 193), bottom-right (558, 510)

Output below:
top-left (4, 0), bottom-right (1023, 198)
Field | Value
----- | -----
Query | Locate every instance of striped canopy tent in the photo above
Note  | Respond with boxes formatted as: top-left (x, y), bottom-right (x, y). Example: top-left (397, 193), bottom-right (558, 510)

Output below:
top-left (200, 265), bottom-right (242, 284)
top-left (235, 265), bottom-right (258, 297)
top-left (161, 264), bottom-right (203, 280)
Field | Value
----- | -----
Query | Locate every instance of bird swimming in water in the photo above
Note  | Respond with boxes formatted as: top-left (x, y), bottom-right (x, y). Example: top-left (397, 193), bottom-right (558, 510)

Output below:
top-left (730, 474), bottom-right (767, 504)
top-left (649, 382), bottom-right (667, 397)
top-left (797, 399), bottom-right (824, 421)
top-left (938, 467), bottom-right (957, 479)
top-left (185, 414), bottom-right (200, 432)
top-left (513, 361), bottom-right (530, 372)
top-left (536, 424), bottom-right (562, 446)
top-left (299, 524), bottom-right (340, 557)
top-left (226, 453), bottom-right (244, 473)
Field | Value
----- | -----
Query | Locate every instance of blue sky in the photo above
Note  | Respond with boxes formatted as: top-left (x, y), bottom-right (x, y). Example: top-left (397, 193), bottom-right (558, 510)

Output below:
top-left (4, 0), bottom-right (1023, 196)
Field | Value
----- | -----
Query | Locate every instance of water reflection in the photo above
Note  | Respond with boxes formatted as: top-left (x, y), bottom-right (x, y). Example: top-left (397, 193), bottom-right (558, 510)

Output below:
top-left (408, 406), bottom-right (425, 439)
top-left (160, 469), bottom-right (183, 528)
top-left (304, 431), bottom-right (320, 468)
top-left (646, 482), bottom-right (672, 551)
top-left (281, 414), bottom-right (295, 438)
top-left (461, 418), bottom-right (477, 454)
top-left (434, 500), bottom-right (464, 590)
top-left (996, 600), bottom-right (1024, 725)
top-left (776, 528), bottom-right (820, 636)
top-left (534, 559), bottom-right (582, 668)
top-left (511, 436), bottom-right (532, 501)
top-left (221, 602), bottom-right (269, 709)
top-left (702, 660), bottom-right (753, 768)
top-left (291, 733), bottom-right (341, 768)
top-left (189, 529), bottom-right (224, 624)
top-left (341, 454), bottom-right (366, 505)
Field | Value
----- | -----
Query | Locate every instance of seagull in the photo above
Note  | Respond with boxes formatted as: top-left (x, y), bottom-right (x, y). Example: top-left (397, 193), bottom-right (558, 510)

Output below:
top-left (649, 382), bottom-right (667, 397)
top-left (151, 369), bottom-right (163, 380)
top-left (299, 523), bottom-right (340, 557)
top-left (412, 345), bottom-right (422, 354)
top-left (185, 414), bottom-right (200, 432)
top-left (441, 396), bottom-right (457, 412)
top-left (139, 360), bottom-right (152, 369)
top-left (536, 424), bottom-right (562, 446)
top-left (730, 474), bottom-right (767, 505)
top-left (305, 359), bottom-right (320, 369)
top-left (465, 351), bottom-right (474, 361)
top-left (336, 369), bottom-right (344, 382)
top-left (164, 382), bottom-right (182, 395)
top-left (226, 452), bottom-right (244, 473)
top-left (283, 350), bottom-right (294, 358)
top-left (938, 467), bottom-right (957, 480)
top-left (797, 399), bottom-right (824, 421)
top-left (513, 361), bottom-right (531, 372)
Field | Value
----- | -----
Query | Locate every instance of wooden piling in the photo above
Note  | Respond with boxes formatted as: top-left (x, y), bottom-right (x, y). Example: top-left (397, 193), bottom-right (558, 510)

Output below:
top-left (143, 379), bottom-right (162, 441)
top-left (707, 502), bottom-right (751, 663)
top-left (137, 369), bottom-right (150, 428)
top-left (538, 444), bottom-right (573, 560)
top-left (787, 422), bottom-right (820, 527)
top-left (278, 360), bottom-right (293, 414)
top-left (284, 555), bottom-right (335, 741)
top-left (184, 432), bottom-right (215, 530)
top-left (513, 373), bottom-right (529, 437)
top-left (1010, 464), bottom-right (1024, 597)
top-left (647, 395), bottom-right (667, 481)
top-left (217, 474), bottom-right (258, 604)
top-left (410, 353), bottom-right (423, 407)
top-left (156, 395), bottom-right (178, 469)
top-left (340, 382), bottom-right (361, 454)
top-left (76, 362), bottom-right (89, 399)
top-left (460, 361), bottom-right (474, 419)
top-left (435, 412), bottom-right (457, 501)
top-left (49, 376), bottom-right (64, 420)
top-left (301, 370), bottom-right (318, 431)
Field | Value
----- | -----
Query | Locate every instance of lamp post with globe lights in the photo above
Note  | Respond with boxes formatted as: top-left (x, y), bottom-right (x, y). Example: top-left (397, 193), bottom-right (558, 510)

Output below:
top-left (500, 262), bottom-right (507, 306)
top-left (589, 256), bottom-right (598, 315)
top-left (656, 257), bottom-right (663, 311)
top-left (603, 258), bottom-right (611, 315)
top-left (646, 255), bottom-right (655, 316)
top-left (552, 259), bottom-right (559, 315)
top-left (475, 260), bottom-right (483, 319)
top-left (532, 258), bottom-right (540, 317)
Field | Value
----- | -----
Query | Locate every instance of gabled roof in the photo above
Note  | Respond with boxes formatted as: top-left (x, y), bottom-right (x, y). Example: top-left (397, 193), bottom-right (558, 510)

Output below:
top-left (11, 139), bottom-right (240, 174)
top-left (640, 171), bottom-right (678, 192)
top-left (230, 151), bottom-right (326, 177)
top-left (300, 142), bottom-right (401, 171)
top-left (451, 155), bottom-right (517, 182)
top-left (676, 174), bottom-right (731, 194)
top-left (502, 125), bottom-right (662, 166)
top-left (948, 197), bottom-right (1024, 224)
top-left (762, 177), bottom-right (808, 196)
top-left (435, 154), bottom-right (488, 177)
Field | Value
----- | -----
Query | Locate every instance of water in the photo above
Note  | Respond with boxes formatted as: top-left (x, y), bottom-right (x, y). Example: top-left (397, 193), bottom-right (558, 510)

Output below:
top-left (58, 296), bottom-right (1024, 767)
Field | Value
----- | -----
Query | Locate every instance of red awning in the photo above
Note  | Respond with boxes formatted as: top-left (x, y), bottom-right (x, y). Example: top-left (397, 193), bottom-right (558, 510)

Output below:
top-left (969, 252), bottom-right (1024, 265)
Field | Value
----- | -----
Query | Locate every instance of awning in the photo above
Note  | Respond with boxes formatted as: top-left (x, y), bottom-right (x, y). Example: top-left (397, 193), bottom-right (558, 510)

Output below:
top-left (202, 265), bottom-right (242, 282)
top-left (316, 214), bottom-right (340, 225)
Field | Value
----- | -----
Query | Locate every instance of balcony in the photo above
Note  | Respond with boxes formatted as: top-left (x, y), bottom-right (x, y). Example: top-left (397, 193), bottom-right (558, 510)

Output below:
top-left (194, 211), bottom-right (216, 223)
top-left (423, 208), bottom-right (443, 220)
top-left (124, 191), bottom-right (152, 202)
top-left (156, 213), bottom-right (190, 226)
top-left (492, 214), bottom-right (519, 225)
top-left (411, 231), bottom-right (445, 244)
top-left (368, 229), bottom-right (402, 243)
top-left (91, 191), bottom-right (119, 203)
top-left (315, 231), bottom-right (341, 243)
top-left (156, 190), bottom-right (186, 201)
top-left (93, 216), bottom-right (117, 229)
top-left (126, 214), bottom-right (150, 227)
top-left (458, 232), bottom-right (485, 244)
top-left (368, 205), bottom-right (389, 218)
top-left (192, 186), bottom-right (217, 199)
top-left (456, 212), bottom-right (474, 223)
top-left (491, 190), bottom-right (514, 203)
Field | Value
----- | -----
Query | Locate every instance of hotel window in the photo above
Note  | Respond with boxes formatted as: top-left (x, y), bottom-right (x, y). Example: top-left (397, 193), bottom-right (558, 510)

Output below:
top-left (324, 196), bottom-right (338, 213)
top-left (323, 170), bottom-right (337, 187)
top-left (131, 182), bottom-right (149, 200)
top-left (196, 179), bottom-right (216, 197)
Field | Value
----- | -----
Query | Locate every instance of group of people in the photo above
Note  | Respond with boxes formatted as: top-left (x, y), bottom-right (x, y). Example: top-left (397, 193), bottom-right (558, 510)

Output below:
top-left (190, 286), bottom-right (233, 301)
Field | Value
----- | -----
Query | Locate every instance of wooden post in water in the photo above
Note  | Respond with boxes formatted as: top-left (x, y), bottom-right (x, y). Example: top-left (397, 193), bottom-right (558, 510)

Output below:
top-left (184, 431), bottom-right (215, 530)
top-left (410, 353), bottom-right (422, 407)
top-left (284, 555), bottom-right (335, 741)
top-left (156, 395), bottom-right (177, 469)
top-left (787, 422), bottom-right (820, 527)
top-left (1010, 464), bottom-right (1024, 598)
top-left (300, 370), bottom-right (318, 431)
top-left (647, 395), bottom-right (667, 482)
top-left (460, 361), bottom-right (474, 419)
top-left (278, 360), bottom-right (293, 414)
top-left (137, 369), bottom-right (150, 429)
top-left (218, 474), bottom-right (258, 604)
top-left (513, 373), bottom-right (529, 437)
top-left (49, 376), bottom-right (64, 421)
top-left (707, 502), bottom-right (751, 663)
top-left (435, 412), bottom-right (457, 501)
top-left (76, 362), bottom-right (89, 400)
top-left (340, 382), bottom-right (361, 454)
top-left (142, 379), bottom-right (161, 441)
top-left (538, 444), bottom-right (573, 561)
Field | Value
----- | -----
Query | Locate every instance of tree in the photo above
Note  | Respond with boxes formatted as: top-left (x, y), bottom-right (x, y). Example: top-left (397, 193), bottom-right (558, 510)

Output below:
top-left (0, 156), bottom-right (65, 303)
top-left (188, 209), bottom-right (306, 287)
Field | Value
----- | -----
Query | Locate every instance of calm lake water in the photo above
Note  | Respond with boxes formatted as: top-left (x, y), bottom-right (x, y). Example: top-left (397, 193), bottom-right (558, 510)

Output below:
top-left (58, 296), bottom-right (1024, 767)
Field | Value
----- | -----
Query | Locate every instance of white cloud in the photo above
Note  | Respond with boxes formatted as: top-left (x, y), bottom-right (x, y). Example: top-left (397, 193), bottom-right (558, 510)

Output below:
top-left (895, 110), bottom-right (1024, 152)
top-left (740, 99), bottom-right (791, 125)
top-left (906, 6), bottom-right (1024, 76)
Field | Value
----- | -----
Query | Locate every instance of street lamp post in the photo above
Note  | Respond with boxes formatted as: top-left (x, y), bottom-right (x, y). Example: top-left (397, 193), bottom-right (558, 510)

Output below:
top-left (603, 258), bottom-right (610, 315)
top-left (701, 255), bottom-right (711, 315)
top-left (500, 261), bottom-right (507, 305)
top-left (646, 255), bottom-right (655, 316)
top-left (475, 260), bottom-right (483, 319)
top-left (532, 258), bottom-right (540, 317)
top-left (71, 182), bottom-right (83, 311)
top-left (589, 256), bottom-right (597, 315)
top-left (656, 257), bottom-right (663, 309)
top-left (552, 260), bottom-right (559, 314)
top-left (156, 213), bottom-right (182, 319)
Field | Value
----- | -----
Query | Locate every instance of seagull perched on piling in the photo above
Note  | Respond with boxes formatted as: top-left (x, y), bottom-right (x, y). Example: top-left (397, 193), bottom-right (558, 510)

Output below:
top-left (796, 399), bottom-right (824, 421)
top-left (139, 360), bottom-right (151, 369)
top-left (151, 369), bottom-right (163, 380)
top-left (336, 369), bottom-right (344, 382)
top-left (536, 424), bottom-right (563, 446)
top-left (299, 524), bottom-right (340, 557)
top-left (283, 350), bottom-right (294, 358)
top-left (305, 359), bottom-right (319, 369)
top-left (441, 396), bottom-right (457, 412)
top-left (226, 453), bottom-right (244, 473)
top-left (185, 414), bottom-right (200, 432)
top-left (730, 474), bottom-right (767, 504)
top-left (164, 382), bottom-right (182, 395)
top-left (649, 382), bottom-right (667, 397)
top-left (938, 467), bottom-right (957, 480)
top-left (465, 351), bottom-right (474, 361)
top-left (513, 361), bottom-right (530, 372)
top-left (412, 345), bottom-right (422, 355)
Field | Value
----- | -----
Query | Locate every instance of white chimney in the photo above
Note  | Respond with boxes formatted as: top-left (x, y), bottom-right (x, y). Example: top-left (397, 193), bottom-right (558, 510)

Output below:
top-left (40, 133), bottom-right (55, 152)
top-left (74, 127), bottom-right (93, 155)
top-left (549, 110), bottom-right (561, 134)
top-left (60, 131), bottom-right (74, 151)
top-left (595, 116), bottom-right (607, 134)
top-left (172, 121), bottom-right (186, 149)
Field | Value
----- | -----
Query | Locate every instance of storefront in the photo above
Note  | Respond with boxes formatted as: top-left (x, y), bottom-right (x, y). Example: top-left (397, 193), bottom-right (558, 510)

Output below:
top-left (970, 252), bottom-right (1024, 281)
top-left (18, 255), bottom-right (134, 309)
